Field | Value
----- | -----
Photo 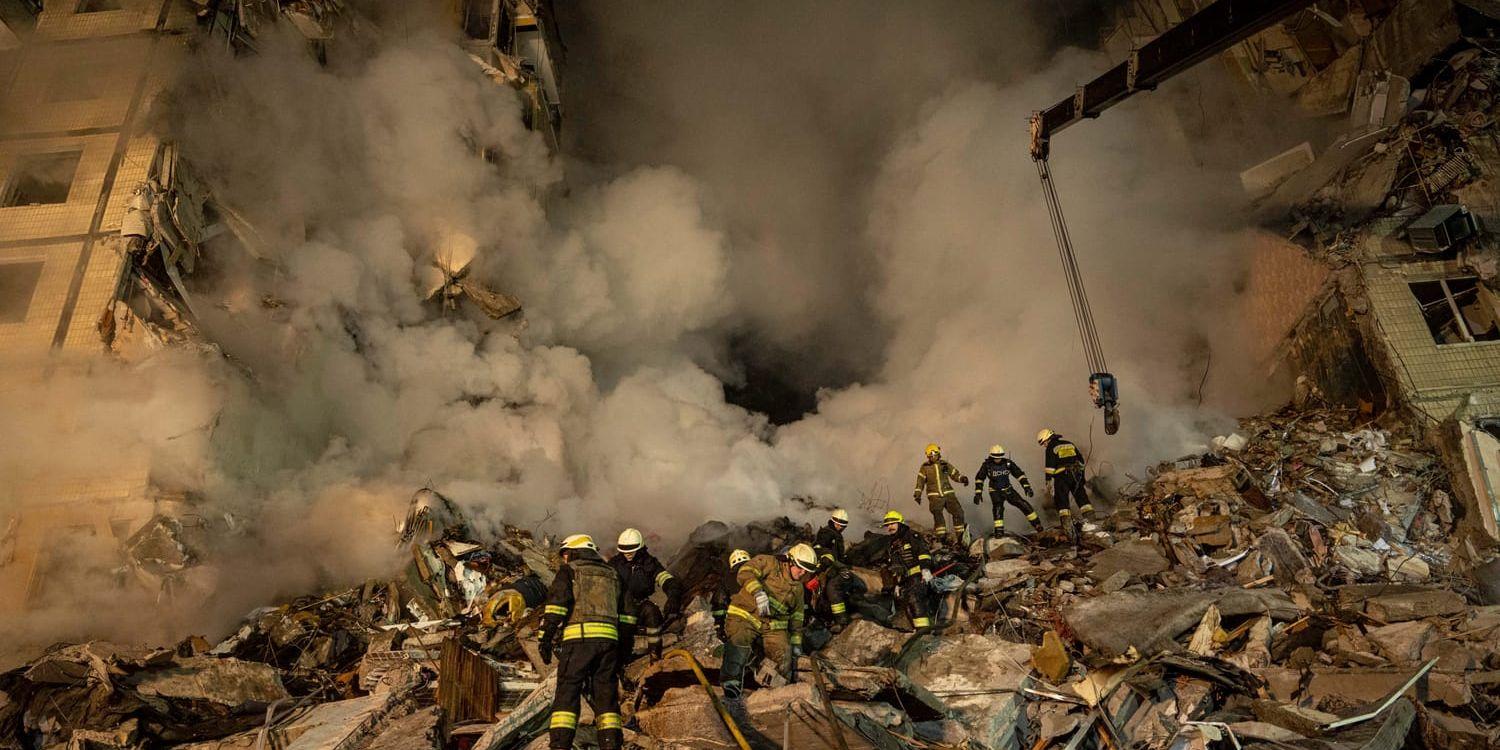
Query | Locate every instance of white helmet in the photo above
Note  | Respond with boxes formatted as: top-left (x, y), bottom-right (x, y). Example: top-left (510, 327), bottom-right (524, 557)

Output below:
top-left (616, 528), bottom-right (644, 553)
top-left (728, 549), bottom-right (751, 568)
top-left (787, 543), bottom-right (818, 572)
top-left (830, 508), bottom-right (850, 526)
top-left (560, 534), bottom-right (597, 552)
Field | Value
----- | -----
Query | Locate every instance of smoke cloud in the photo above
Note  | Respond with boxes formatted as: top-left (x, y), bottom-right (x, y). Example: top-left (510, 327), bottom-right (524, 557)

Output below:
top-left (0, 0), bottom-right (1293, 659)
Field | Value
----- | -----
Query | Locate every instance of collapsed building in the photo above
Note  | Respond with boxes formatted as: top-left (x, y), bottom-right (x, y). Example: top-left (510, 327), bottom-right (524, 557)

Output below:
top-left (1, 0), bottom-right (1499, 748)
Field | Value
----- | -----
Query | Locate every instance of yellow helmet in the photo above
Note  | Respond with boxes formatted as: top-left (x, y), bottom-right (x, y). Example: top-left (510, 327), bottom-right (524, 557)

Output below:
top-left (1036, 429), bottom-right (1055, 445)
top-left (882, 510), bottom-right (905, 526)
top-left (830, 508), bottom-right (850, 526)
top-left (728, 548), bottom-right (751, 568)
top-left (990, 444), bottom-right (1006, 457)
top-left (560, 534), bottom-right (597, 552)
top-left (616, 528), bottom-right (644, 553)
top-left (787, 543), bottom-right (818, 572)
top-left (925, 443), bottom-right (941, 457)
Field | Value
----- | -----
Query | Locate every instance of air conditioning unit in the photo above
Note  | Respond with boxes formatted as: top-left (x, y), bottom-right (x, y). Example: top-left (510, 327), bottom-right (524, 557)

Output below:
top-left (1406, 204), bottom-right (1481, 253)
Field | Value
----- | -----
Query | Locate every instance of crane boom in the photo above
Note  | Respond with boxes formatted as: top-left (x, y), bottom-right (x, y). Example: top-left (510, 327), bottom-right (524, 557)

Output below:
top-left (1029, 0), bottom-right (1318, 160)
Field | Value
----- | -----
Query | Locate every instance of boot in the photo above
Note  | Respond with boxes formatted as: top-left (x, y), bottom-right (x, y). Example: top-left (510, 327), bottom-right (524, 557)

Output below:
top-left (720, 643), bottom-right (750, 702)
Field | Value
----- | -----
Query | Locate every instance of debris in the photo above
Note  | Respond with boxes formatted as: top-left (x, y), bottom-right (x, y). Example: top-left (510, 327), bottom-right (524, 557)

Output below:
top-left (1032, 631), bottom-right (1071, 682)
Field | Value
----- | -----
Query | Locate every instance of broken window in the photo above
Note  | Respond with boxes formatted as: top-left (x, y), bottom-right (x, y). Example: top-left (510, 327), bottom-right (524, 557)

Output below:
top-left (75, 0), bottom-right (122, 12)
top-left (0, 261), bottom-right (44, 323)
top-left (1408, 277), bottom-right (1500, 344)
top-left (2, 151), bottom-right (82, 207)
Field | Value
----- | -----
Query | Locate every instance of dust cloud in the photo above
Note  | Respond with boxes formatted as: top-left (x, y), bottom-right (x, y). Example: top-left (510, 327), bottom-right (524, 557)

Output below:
top-left (0, 0), bottom-right (1290, 656)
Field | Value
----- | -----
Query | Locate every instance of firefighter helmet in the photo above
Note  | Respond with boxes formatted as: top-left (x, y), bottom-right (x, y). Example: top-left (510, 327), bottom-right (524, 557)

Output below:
top-left (830, 508), bottom-right (850, 526)
top-left (616, 528), bottom-right (644, 553)
top-left (1036, 429), bottom-right (1055, 445)
top-left (787, 543), bottom-right (818, 572)
top-left (882, 510), bottom-right (906, 526)
top-left (560, 534), bottom-right (597, 552)
top-left (728, 548), bottom-right (751, 568)
top-left (925, 443), bottom-right (941, 457)
top-left (990, 444), bottom-right (1006, 457)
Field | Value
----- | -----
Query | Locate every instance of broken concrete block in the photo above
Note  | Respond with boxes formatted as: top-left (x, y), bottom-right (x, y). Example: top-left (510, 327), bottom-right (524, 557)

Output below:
top-left (1187, 605), bottom-right (1223, 657)
top-left (1366, 621), bottom-right (1434, 664)
top-left (821, 620), bottom-right (906, 668)
top-left (1064, 588), bottom-right (1298, 657)
top-left (1362, 589), bottom-right (1468, 622)
top-left (1032, 631), bottom-right (1071, 683)
top-left (365, 707), bottom-right (443, 750)
top-left (126, 657), bottom-right (288, 712)
top-left (1251, 700), bottom-right (1341, 735)
top-left (982, 558), bottom-right (1034, 583)
top-left (970, 535), bottom-right (1026, 559)
top-left (1098, 569), bottom-right (1131, 593)
top-left (1228, 720), bottom-right (1306, 743)
top-left (1335, 545), bottom-right (1384, 576)
top-left (1253, 667), bottom-right (1303, 702)
top-left (1241, 143), bottom-right (1316, 197)
top-left (1306, 667), bottom-right (1471, 708)
top-left (1256, 528), bottom-right (1311, 587)
top-left (1386, 553), bottom-right (1430, 581)
top-left (1087, 539), bottom-right (1169, 581)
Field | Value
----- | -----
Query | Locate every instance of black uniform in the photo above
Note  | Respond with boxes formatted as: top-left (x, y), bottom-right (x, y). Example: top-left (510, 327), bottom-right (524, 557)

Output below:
top-left (540, 550), bottom-right (623, 750)
top-left (813, 522), bottom-right (852, 624)
top-left (973, 455), bottom-right (1037, 535)
top-left (885, 524), bottom-right (934, 633)
top-left (608, 550), bottom-right (684, 666)
top-left (1043, 435), bottom-right (1092, 518)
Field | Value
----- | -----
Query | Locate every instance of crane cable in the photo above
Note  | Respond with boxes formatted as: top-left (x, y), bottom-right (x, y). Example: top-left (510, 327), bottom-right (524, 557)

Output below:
top-left (1035, 157), bottom-right (1108, 376)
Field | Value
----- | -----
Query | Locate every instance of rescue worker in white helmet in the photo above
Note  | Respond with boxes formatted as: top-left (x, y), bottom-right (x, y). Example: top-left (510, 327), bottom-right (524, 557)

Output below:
top-left (972, 445), bottom-right (1038, 538)
top-left (720, 544), bottom-right (816, 701)
top-left (813, 509), bottom-right (854, 630)
top-left (539, 535), bottom-right (624, 750)
top-left (881, 511), bottom-right (935, 634)
top-left (1038, 429), bottom-right (1094, 532)
top-left (711, 549), bottom-right (752, 640)
top-left (608, 528), bottom-right (684, 668)
top-left (913, 443), bottom-right (970, 546)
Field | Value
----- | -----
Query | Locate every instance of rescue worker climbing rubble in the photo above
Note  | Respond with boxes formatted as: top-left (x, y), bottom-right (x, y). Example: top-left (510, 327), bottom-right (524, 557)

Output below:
top-left (720, 544), bottom-right (816, 701)
top-left (913, 443), bottom-right (969, 545)
top-left (711, 548), bottom-right (751, 641)
top-left (608, 528), bottom-right (683, 668)
top-left (539, 535), bottom-right (623, 750)
top-left (973, 444), bottom-right (1038, 538)
top-left (813, 509), bottom-right (853, 630)
top-left (881, 511), bottom-right (935, 634)
top-left (1038, 429), bottom-right (1094, 534)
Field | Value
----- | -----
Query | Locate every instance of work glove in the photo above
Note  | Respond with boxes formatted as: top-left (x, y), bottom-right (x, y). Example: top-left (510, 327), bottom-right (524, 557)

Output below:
top-left (1025, 486), bottom-right (1035, 498)
top-left (972, 493), bottom-right (982, 505)
top-left (912, 491), bottom-right (921, 504)
top-left (921, 569), bottom-right (934, 584)
top-left (792, 643), bottom-right (802, 659)
top-left (538, 636), bottom-right (554, 665)
top-left (960, 477), bottom-right (970, 486)
top-left (714, 618), bottom-right (726, 640)
top-left (754, 590), bottom-right (771, 617)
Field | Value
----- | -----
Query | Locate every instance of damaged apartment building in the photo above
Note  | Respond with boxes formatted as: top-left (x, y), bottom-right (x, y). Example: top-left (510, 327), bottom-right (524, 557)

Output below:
top-left (1108, 0), bottom-right (1500, 561)
top-left (0, 0), bottom-right (553, 612)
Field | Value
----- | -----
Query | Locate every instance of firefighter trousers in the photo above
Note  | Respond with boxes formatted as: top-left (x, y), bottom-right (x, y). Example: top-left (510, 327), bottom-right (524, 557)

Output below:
top-left (721, 616), bottom-right (793, 698)
top-left (549, 638), bottom-right (622, 750)
top-left (897, 576), bottom-right (933, 632)
top-left (1050, 470), bottom-right (1093, 519)
top-left (988, 488), bottom-right (1038, 534)
top-left (617, 600), bottom-right (664, 671)
top-left (926, 494), bottom-right (965, 543)
top-left (817, 568), bottom-right (852, 623)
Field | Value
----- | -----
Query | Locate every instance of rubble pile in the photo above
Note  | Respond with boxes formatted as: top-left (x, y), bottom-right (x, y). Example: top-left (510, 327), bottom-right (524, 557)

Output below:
top-left (3, 406), bottom-right (1496, 749)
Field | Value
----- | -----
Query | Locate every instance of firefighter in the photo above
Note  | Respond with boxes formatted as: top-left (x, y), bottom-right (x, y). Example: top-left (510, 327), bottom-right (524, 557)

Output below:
top-left (539, 535), bottom-right (623, 750)
top-left (711, 548), bottom-right (752, 640)
top-left (1037, 429), bottom-right (1094, 530)
top-left (813, 509), bottom-right (853, 630)
top-left (608, 528), bottom-right (684, 667)
top-left (913, 443), bottom-right (970, 545)
top-left (720, 544), bottom-right (817, 700)
top-left (972, 445), bottom-right (1038, 538)
top-left (880, 511), bottom-right (935, 634)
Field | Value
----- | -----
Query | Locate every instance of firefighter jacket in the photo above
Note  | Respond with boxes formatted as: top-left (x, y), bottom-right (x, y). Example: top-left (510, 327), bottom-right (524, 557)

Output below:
top-left (814, 522), bottom-right (846, 570)
top-left (1043, 436), bottom-right (1084, 477)
top-left (608, 550), bottom-right (684, 623)
top-left (728, 554), bottom-right (806, 646)
top-left (541, 549), bottom-right (622, 643)
top-left (914, 458), bottom-right (966, 499)
top-left (886, 526), bottom-right (932, 582)
top-left (975, 456), bottom-right (1033, 495)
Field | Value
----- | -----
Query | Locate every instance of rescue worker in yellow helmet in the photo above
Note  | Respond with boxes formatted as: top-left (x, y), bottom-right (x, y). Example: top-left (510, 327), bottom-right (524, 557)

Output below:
top-left (881, 511), bottom-right (936, 634)
top-left (711, 549), bottom-right (752, 640)
top-left (913, 443), bottom-right (970, 546)
top-left (813, 509), bottom-right (853, 631)
top-left (720, 544), bottom-right (816, 700)
top-left (1038, 429), bottom-right (1094, 531)
top-left (539, 535), bottom-right (624, 750)
top-left (608, 528), bottom-right (684, 667)
top-left (973, 444), bottom-right (1038, 538)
